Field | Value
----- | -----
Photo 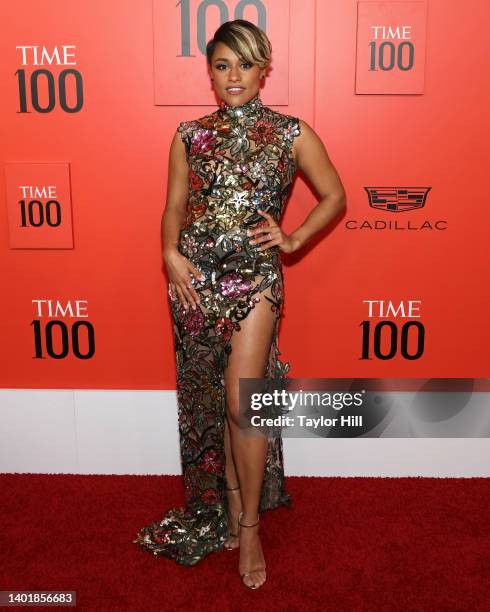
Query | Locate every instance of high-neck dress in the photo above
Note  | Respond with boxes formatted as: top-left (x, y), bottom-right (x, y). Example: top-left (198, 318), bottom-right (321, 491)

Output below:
top-left (133, 92), bottom-right (301, 566)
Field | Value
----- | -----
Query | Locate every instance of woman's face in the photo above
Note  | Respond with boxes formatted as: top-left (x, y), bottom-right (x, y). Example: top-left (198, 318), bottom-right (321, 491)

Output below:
top-left (209, 42), bottom-right (264, 106)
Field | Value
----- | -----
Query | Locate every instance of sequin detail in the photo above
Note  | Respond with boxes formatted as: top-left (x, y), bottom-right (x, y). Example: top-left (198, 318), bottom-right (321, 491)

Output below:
top-left (133, 92), bottom-right (301, 566)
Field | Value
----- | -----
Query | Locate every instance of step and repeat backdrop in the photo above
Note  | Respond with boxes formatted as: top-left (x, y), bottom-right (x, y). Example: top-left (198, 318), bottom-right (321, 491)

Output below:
top-left (1, 0), bottom-right (488, 396)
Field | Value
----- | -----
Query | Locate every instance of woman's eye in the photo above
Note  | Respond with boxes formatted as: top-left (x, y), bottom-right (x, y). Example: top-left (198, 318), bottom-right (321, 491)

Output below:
top-left (215, 63), bottom-right (252, 70)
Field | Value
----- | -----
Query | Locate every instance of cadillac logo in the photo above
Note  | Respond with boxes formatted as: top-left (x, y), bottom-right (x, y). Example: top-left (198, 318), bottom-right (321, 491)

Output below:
top-left (364, 187), bottom-right (432, 213)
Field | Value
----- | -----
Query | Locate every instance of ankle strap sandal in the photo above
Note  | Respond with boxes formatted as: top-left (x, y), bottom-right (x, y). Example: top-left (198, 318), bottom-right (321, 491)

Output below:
top-left (238, 512), bottom-right (266, 589)
top-left (238, 512), bottom-right (260, 528)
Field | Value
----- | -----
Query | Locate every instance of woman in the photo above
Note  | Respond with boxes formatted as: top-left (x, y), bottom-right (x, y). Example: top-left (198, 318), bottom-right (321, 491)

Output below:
top-left (134, 19), bottom-right (346, 589)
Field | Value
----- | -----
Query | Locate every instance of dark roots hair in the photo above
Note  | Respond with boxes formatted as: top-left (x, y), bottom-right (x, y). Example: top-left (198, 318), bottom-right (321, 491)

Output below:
top-left (206, 19), bottom-right (272, 69)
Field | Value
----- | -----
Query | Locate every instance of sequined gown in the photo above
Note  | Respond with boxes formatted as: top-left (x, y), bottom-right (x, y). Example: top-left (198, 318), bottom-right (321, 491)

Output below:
top-left (133, 92), bottom-right (301, 566)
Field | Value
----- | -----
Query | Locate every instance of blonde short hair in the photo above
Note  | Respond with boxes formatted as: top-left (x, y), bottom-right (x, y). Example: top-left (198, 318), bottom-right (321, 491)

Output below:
top-left (206, 19), bottom-right (272, 69)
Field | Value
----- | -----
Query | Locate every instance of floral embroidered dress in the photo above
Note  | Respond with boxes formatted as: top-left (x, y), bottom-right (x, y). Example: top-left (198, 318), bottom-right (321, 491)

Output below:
top-left (133, 92), bottom-right (301, 566)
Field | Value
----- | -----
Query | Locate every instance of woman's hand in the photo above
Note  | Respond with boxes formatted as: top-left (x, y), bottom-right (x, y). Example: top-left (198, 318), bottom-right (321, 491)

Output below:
top-left (246, 210), bottom-right (300, 254)
top-left (163, 248), bottom-right (205, 310)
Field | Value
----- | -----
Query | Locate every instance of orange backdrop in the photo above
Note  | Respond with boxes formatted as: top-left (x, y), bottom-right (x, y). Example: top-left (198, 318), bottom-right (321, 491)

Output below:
top-left (1, 0), bottom-right (488, 389)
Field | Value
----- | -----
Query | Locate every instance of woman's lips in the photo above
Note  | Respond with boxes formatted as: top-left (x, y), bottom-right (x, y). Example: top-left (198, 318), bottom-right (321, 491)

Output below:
top-left (226, 87), bottom-right (245, 95)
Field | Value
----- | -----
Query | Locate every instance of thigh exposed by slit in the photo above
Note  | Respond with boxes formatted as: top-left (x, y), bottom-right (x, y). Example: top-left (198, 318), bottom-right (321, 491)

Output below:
top-left (223, 282), bottom-right (279, 422)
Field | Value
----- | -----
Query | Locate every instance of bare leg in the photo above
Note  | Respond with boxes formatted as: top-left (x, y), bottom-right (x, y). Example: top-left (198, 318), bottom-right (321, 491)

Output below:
top-left (224, 291), bottom-right (277, 588)
top-left (223, 414), bottom-right (242, 549)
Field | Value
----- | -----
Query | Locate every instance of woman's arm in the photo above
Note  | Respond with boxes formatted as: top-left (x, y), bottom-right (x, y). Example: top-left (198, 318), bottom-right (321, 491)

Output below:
top-left (162, 131), bottom-right (204, 310)
top-left (288, 119), bottom-right (346, 252)
top-left (162, 132), bottom-right (189, 257)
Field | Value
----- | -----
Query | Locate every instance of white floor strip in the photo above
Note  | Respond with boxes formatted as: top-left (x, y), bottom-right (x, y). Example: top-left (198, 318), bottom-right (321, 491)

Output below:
top-left (1, 389), bottom-right (489, 476)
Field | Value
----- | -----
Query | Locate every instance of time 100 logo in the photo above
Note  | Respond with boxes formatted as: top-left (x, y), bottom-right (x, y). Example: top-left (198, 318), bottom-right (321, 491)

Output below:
top-left (368, 25), bottom-right (415, 72)
top-left (177, 0), bottom-right (267, 56)
top-left (360, 300), bottom-right (425, 361)
top-left (15, 45), bottom-right (83, 113)
top-left (32, 300), bottom-right (95, 359)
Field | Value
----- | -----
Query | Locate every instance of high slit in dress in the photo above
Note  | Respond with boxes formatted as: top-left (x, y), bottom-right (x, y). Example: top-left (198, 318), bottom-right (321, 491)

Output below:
top-left (133, 92), bottom-right (301, 565)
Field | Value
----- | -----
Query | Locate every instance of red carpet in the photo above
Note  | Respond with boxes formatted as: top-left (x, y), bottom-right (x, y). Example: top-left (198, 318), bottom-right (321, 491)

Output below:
top-left (1, 474), bottom-right (489, 611)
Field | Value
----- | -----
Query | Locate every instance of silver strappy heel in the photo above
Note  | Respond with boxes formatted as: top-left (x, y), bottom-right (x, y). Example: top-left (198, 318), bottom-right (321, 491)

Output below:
top-left (238, 512), bottom-right (266, 589)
